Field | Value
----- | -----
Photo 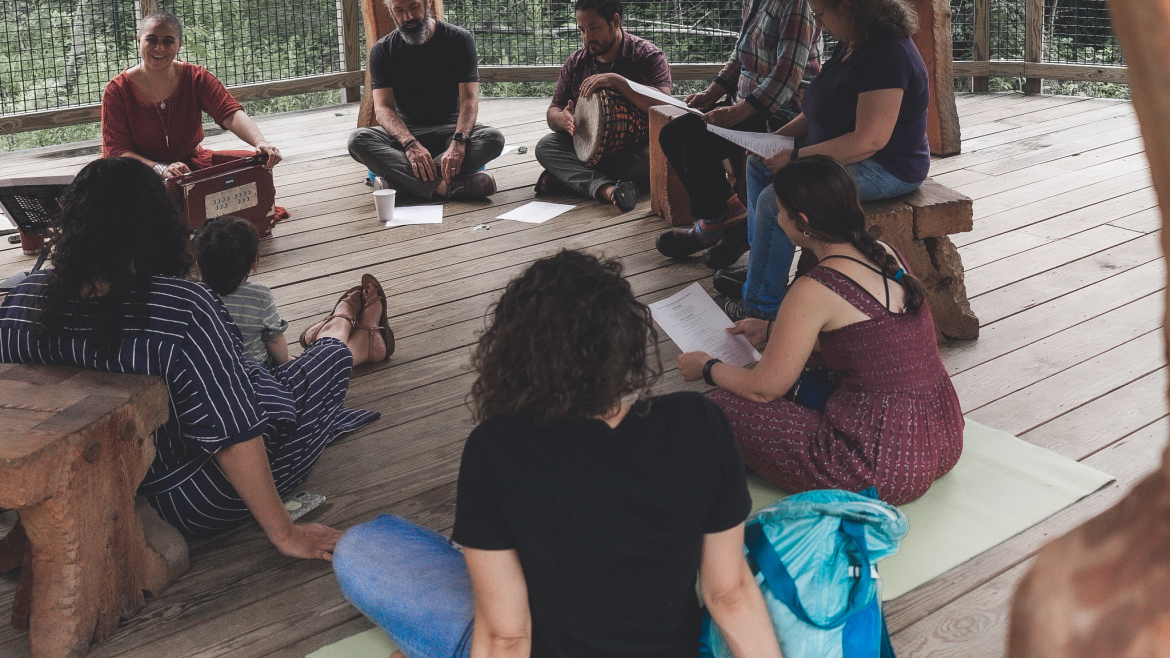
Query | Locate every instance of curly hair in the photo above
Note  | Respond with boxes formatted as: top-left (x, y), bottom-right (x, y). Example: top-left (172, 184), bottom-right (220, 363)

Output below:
top-left (772, 155), bottom-right (926, 313)
top-left (193, 216), bottom-right (259, 296)
top-left (470, 249), bottom-right (662, 425)
top-left (35, 157), bottom-right (194, 353)
top-left (818, 0), bottom-right (918, 44)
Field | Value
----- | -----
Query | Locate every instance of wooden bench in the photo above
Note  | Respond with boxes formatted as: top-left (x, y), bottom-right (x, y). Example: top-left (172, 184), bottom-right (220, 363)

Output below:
top-left (649, 104), bottom-right (978, 341)
top-left (0, 364), bottom-right (188, 658)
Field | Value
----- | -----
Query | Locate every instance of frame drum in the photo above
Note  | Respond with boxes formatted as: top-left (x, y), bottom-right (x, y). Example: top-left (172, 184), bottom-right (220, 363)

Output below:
top-left (572, 89), bottom-right (650, 167)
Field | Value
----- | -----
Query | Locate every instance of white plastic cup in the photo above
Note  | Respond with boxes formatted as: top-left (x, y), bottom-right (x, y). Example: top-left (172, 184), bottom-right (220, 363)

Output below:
top-left (373, 189), bottom-right (396, 223)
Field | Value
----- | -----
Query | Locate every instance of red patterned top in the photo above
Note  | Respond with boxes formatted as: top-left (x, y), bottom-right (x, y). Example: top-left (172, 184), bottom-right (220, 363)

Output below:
top-left (710, 264), bottom-right (964, 504)
top-left (101, 62), bottom-right (243, 165)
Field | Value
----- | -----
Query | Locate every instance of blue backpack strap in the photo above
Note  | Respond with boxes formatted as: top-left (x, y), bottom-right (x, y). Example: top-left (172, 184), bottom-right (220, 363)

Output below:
top-left (745, 519), bottom-right (875, 630)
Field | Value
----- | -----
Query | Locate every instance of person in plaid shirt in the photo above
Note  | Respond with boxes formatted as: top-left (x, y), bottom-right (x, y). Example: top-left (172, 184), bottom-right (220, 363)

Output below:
top-left (655, 0), bottom-right (820, 270)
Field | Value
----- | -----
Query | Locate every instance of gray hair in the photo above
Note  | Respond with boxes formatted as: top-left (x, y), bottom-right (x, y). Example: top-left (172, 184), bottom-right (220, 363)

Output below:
top-left (140, 11), bottom-right (184, 40)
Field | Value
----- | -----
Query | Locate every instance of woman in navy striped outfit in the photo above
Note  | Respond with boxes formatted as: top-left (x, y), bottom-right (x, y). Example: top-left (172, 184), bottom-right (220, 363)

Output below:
top-left (0, 157), bottom-right (382, 560)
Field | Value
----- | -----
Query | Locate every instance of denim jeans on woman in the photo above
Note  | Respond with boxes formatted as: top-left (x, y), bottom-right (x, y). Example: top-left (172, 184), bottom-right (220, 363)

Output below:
top-left (333, 515), bottom-right (475, 658)
top-left (742, 155), bottom-right (923, 319)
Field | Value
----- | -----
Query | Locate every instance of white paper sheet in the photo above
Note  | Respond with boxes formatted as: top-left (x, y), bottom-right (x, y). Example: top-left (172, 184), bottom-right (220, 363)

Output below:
top-left (625, 79), bottom-right (702, 115)
top-left (499, 143), bottom-right (518, 157)
top-left (0, 209), bottom-right (14, 232)
top-left (387, 204), bottom-right (443, 226)
top-left (705, 124), bottom-right (795, 158)
top-left (496, 201), bottom-right (576, 224)
top-left (648, 282), bottom-right (761, 368)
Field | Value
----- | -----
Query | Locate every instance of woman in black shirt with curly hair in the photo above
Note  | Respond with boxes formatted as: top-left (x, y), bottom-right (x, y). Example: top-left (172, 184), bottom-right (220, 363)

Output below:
top-left (333, 250), bottom-right (782, 658)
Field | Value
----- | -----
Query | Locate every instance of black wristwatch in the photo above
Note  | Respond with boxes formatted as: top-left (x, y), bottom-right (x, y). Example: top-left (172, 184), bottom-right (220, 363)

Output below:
top-left (452, 132), bottom-right (469, 143)
top-left (702, 358), bottom-right (723, 386)
top-left (791, 146), bottom-right (801, 160)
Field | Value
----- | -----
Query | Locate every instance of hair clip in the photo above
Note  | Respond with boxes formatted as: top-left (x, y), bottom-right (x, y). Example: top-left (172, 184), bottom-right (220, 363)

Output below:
top-left (893, 269), bottom-right (905, 282)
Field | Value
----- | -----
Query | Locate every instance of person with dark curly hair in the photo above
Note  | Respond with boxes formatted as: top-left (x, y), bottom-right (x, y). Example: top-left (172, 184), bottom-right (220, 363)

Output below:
top-left (0, 157), bottom-right (384, 559)
top-left (714, 0), bottom-right (932, 322)
top-left (679, 156), bottom-right (962, 505)
top-left (332, 250), bottom-right (782, 658)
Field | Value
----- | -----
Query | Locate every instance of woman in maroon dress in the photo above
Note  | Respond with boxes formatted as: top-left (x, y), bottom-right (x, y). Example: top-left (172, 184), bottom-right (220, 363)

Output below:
top-left (678, 155), bottom-right (963, 505)
top-left (100, 11), bottom-right (283, 181)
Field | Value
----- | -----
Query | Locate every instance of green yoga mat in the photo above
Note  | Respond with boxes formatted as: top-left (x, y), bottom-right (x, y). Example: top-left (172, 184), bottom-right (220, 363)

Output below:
top-left (308, 418), bottom-right (1113, 657)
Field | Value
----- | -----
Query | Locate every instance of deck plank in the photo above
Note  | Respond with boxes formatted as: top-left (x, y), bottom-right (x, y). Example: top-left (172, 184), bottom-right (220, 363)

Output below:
top-left (0, 92), bottom-right (1166, 658)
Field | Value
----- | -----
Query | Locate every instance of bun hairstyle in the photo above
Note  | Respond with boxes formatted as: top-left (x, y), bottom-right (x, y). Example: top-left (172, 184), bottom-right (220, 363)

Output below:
top-left (771, 155), bottom-right (926, 313)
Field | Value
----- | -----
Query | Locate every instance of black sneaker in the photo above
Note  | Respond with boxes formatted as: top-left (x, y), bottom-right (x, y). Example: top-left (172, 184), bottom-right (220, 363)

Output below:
top-left (713, 267), bottom-right (748, 299)
top-left (715, 294), bottom-right (767, 322)
top-left (656, 224), bottom-right (721, 259)
top-left (610, 181), bottom-right (638, 212)
top-left (704, 220), bottom-right (750, 270)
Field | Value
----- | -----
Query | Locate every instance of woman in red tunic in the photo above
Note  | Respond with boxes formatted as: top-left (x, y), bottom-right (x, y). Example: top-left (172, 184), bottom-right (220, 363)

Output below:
top-left (678, 155), bottom-right (963, 505)
top-left (101, 11), bottom-right (283, 181)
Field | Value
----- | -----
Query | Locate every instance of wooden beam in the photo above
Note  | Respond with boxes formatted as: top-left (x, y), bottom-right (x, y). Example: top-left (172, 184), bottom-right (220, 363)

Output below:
top-left (910, 0), bottom-right (962, 155)
top-left (1024, 0), bottom-right (1043, 94)
top-left (972, 0), bottom-right (990, 92)
top-left (1006, 0), bottom-right (1170, 655)
top-left (476, 62), bottom-right (725, 83)
top-left (951, 61), bottom-right (1129, 84)
top-left (357, 0), bottom-right (397, 128)
top-left (339, 0), bottom-right (362, 103)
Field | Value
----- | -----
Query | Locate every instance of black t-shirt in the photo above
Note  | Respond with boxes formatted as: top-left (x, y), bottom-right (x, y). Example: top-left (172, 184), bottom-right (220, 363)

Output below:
top-left (367, 21), bottom-right (479, 126)
top-left (452, 392), bottom-right (752, 658)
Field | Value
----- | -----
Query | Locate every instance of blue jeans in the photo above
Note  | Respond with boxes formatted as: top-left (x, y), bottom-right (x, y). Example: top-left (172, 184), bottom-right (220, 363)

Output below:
top-left (742, 156), bottom-right (923, 318)
top-left (334, 515), bottom-right (474, 658)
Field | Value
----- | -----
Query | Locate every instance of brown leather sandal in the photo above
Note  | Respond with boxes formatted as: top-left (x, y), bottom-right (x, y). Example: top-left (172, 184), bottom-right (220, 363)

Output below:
top-left (359, 273), bottom-right (394, 361)
top-left (299, 286), bottom-right (363, 348)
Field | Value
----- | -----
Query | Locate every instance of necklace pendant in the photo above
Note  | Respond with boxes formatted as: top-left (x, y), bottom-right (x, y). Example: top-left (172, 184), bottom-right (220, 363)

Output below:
top-left (159, 101), bottom-right (166, 109)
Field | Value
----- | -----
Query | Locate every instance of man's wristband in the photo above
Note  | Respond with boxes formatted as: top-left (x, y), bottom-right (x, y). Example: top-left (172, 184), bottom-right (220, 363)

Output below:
top-left (702, 358), bottom-right (723, 386)
top-left (153, 163), bottom-right (168, 176)
top-left (790, 146), bottom-right (801, 160)
top-left (402, 138), bottom-right (419, 151)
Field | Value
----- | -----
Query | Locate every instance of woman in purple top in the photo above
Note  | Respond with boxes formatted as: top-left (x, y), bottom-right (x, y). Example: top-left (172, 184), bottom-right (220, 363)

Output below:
top-left (715, 0), bottom-right (930, 323)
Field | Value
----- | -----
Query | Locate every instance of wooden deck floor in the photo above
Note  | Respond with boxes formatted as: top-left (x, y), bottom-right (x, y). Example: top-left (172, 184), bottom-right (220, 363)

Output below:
top-left (0, 91), bottom-right (1164, 658)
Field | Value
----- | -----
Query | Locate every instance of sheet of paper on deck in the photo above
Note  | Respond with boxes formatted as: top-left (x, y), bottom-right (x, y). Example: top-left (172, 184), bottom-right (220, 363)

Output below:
top-left (705, 124), bottom-right (794, 158)
top-left (496, 201), bottom-right (576, 224)
top-left (387, 204), bottom-right (443, 227)
top-left (648, 282), bottom-right (761, 368)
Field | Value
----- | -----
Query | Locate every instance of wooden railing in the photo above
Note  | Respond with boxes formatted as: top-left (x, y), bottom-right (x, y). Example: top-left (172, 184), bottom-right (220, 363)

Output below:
top-left (952, 0), bottom-right (1129, 92)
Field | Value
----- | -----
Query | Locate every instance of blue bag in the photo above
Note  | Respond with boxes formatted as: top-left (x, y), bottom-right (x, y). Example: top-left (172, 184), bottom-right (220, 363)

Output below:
top-left (701, 488), bottom-right (908, 658)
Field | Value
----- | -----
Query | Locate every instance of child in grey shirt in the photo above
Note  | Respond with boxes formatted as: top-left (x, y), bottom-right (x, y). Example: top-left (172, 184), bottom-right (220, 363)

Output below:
top-left (193, 216), bottom-right (289, 367)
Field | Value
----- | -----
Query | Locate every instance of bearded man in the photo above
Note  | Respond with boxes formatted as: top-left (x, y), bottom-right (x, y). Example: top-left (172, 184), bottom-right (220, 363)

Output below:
top-left (534, 0), bottom-right (672, 212)
top-left (348, 0), bottom-right (505, 200)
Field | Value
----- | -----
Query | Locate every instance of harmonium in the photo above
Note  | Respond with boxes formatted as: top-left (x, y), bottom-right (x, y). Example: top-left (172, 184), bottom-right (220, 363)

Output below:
top-left (166, 154), bottom-right (279, 237)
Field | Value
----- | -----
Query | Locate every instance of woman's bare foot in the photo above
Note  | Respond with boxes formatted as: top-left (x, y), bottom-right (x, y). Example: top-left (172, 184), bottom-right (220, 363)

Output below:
top-left (312, 288), bottom-right (363, 344)
top-left (346, 281), bottom-right (387, 366)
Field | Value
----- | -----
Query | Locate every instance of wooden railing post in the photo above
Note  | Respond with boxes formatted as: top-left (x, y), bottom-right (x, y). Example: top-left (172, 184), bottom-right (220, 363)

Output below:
top-left (1024, 0), bottom-right (1043, 94)
top-left (910, 0), bottom-right (962, 155)
top-left (357, 0), bottom-right (397, 128)
top-left (339, 0), bottom-right (362, 103)
top-left (972, 0), bottom-right (990, 91)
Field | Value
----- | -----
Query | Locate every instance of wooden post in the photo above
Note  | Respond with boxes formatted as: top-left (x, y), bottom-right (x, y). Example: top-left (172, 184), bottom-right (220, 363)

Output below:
top-left (135, 0), bottom-right (158, 20)
top-left (1024, 0), bottom-right (1043, 94)
top-left (910, 0), bottom-right (962, 155)
top-left (972, 0), bottom-right (990, 92)
top-left (339, 0), bottom-right (362, 103)
top-left (1006, 0), bottom-right (1170, 655)
top-left (357, 0), bottom-right (396, 128)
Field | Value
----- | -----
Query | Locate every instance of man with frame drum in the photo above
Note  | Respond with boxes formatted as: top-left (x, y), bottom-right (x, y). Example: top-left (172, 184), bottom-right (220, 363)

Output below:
top-left (534, 0), bottom-right (672, 212)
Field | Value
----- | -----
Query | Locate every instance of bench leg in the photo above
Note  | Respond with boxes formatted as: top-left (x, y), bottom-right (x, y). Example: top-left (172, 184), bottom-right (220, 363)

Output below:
top-left (12, 430), bottom-right (187, 657)
top-left (0, 517), bottom-right (27, 574)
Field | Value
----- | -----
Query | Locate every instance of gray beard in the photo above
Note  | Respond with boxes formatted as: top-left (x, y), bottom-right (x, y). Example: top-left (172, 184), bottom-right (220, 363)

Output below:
top-left (399, 17), bottom-right (433, 45)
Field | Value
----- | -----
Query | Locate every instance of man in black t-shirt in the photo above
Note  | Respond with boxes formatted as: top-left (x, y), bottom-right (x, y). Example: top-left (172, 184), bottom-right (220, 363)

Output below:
top-left (347, 0), bottom-right (505, 200)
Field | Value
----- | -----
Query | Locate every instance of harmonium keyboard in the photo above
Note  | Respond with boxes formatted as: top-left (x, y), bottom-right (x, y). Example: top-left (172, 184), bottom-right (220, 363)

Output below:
top-left (166, 154), bottom-right (279, 237)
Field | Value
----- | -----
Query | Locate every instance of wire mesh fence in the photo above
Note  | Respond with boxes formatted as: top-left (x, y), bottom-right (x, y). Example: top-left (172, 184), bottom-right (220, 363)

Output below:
top-left (0, 0), bottom-right (1130, 128)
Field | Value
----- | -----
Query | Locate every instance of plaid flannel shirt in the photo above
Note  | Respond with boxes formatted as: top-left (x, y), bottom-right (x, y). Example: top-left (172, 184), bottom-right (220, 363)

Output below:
top-left (716, 0), bottom-right (821, 117)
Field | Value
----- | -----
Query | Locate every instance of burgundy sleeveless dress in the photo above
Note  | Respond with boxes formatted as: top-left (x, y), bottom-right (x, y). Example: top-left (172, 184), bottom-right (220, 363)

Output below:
top-left (709, 265), bottom-right (964, 505)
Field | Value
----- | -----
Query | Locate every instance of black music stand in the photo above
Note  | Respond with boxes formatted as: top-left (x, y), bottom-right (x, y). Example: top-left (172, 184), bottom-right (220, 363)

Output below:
top-left (0, 176), bottom-right (73, 292)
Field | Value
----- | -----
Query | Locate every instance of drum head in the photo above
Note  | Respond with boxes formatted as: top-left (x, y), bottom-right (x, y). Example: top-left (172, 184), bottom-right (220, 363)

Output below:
top-left (573, 92), bottom-right (602, 163)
